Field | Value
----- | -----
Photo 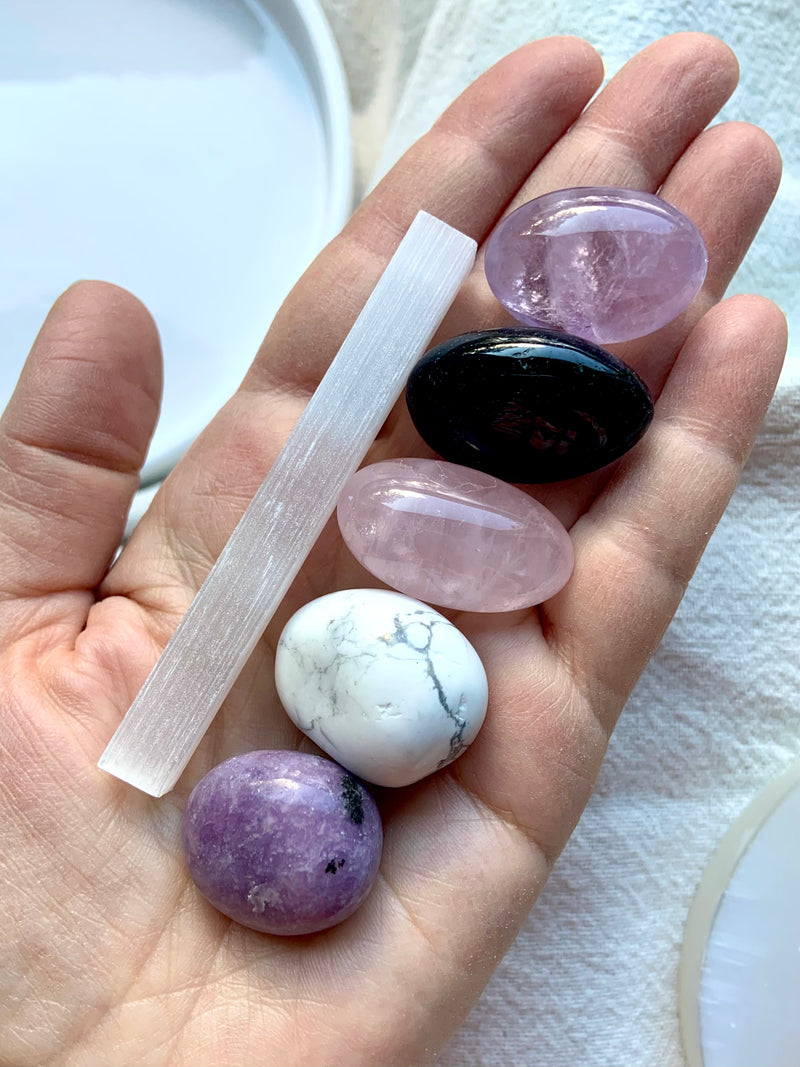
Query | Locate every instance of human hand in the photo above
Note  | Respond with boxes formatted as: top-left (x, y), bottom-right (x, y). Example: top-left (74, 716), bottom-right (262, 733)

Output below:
top-left (0, 33), bottom-right (786, 1066)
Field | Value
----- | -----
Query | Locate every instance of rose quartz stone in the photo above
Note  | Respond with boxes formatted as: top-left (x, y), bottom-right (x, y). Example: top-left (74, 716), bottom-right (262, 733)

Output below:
top-left (337, 458), bottom-right (573, 612)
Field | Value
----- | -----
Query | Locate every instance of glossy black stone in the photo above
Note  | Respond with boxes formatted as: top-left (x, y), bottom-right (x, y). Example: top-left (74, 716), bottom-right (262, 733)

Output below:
top-left (405, 328), bottom-right (653, 483)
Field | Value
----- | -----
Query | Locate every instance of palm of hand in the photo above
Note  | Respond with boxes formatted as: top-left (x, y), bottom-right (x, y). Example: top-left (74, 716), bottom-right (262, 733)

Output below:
top-left (0, 34), bottom-right (786, 1067)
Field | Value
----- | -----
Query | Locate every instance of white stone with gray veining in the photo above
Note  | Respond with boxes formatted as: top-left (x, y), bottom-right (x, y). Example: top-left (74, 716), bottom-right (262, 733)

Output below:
top-left (274, 588), bottom-right (488, 787)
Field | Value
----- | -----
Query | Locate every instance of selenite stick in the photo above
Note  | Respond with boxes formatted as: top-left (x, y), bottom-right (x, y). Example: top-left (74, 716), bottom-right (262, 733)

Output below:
top-left (98, 211), bottom-right (477, 796)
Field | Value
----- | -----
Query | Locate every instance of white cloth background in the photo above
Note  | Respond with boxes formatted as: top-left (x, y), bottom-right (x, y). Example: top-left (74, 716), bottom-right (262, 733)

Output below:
top-left (319, 2), bottom-right (800, 1063)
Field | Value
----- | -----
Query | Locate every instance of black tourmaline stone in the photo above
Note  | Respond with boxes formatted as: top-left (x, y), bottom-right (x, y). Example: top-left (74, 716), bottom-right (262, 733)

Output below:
top-left (405, 328), bottom-right (653, 483)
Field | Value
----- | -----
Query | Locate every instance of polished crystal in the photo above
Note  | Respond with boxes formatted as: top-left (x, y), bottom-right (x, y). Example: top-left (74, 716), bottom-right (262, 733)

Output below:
top-left (338, 459), bottom-right (573, 610)
top-left (275, 589), bottom-right (488, 786)
top-left (98, 212), bottom-right (476, 797)
top-left (406, 329), bottom-right (653, 483)
top-left (182, 751), bottom-right (382, 935)
top-left (484, 187), bottom-right (707, 344)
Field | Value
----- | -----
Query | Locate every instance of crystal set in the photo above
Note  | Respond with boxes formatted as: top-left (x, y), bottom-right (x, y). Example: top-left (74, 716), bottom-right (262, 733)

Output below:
top-left (114, 196), bottom-right (707, 934)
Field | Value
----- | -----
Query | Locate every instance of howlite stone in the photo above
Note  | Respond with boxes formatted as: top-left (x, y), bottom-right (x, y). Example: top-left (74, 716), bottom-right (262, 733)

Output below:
top-left (337, 459), bottom-right (573, 611)
top-left (182, 751), bottom-right (382, 935)
top-left (405, 328), bottom-right (653, 483)
top-left (275, 589), bottom-right (488, 787)
top-left (484, 187), bottom-right (708, 344)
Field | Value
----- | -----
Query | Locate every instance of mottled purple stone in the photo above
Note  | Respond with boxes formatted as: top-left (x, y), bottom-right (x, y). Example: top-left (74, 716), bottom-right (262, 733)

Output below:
top-left (484, 187), bottom-right (708, 344)
top-left (182, 751), bottom-right (382, 936)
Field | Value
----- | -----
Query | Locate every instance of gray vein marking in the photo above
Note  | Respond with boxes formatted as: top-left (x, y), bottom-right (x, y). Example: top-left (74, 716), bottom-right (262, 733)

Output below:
top-left (380, 611), bottom-right (468, 765)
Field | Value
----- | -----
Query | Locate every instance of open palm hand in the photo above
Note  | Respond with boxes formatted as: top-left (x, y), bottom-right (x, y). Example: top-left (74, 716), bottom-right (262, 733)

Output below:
top-left (0, 34), bottom-right (787, 1067)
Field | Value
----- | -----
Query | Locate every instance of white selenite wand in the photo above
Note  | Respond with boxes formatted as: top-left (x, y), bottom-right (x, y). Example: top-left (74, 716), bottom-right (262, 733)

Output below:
top-left (98, 212), bottom-right (477, 797)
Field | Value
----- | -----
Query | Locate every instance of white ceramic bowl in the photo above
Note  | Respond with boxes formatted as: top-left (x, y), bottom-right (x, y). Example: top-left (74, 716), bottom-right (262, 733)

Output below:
top-left (0, 0), bottom-right (352, 519)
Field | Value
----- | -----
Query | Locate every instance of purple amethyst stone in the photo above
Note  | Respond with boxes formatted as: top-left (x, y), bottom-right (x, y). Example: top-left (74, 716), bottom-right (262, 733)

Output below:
top-left (484, 186), bottom-right (708, 345)
top-left (182, 751), bottom-right (382, 936)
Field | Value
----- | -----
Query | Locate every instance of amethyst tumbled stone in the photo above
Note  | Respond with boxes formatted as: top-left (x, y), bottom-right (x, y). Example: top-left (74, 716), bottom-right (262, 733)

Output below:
top-left (484, 187), bottom-right (707, 344)
top-left (182, 751), bottom-right (382, 936)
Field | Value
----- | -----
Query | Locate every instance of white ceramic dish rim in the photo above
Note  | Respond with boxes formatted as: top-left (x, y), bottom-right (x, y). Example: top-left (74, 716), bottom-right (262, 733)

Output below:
top-left (121, 0), bottom-right (353, 534)
top-left (679, 760), bottom-right (800, 1066)
top-left (134, 0), bottom-right (353, 490)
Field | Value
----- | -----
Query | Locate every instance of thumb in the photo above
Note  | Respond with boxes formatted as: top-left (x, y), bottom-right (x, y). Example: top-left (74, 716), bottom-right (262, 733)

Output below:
top-left (0, 281), bottom-right (162, 603)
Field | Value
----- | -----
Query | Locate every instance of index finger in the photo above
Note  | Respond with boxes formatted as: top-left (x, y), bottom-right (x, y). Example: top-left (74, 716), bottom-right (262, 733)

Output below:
top-left (245, 36), bottom-right (604, 396)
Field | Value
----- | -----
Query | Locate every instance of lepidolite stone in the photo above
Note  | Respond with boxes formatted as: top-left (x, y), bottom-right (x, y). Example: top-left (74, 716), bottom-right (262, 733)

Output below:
top-left (484, 187), bottom-right (707, 344)
top-left (182, 751), bottom-right (382, 935)
top-left (406, 328), bottom-right (653, 483)
top-left (337, 459), bottom-right (573, 610)
top-left (275, 589), bottom-right (488, 787)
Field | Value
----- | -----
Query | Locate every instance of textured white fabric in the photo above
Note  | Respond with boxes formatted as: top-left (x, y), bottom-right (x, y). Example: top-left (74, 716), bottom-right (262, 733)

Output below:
top-left (319, 3), bottom-right (800, 1062)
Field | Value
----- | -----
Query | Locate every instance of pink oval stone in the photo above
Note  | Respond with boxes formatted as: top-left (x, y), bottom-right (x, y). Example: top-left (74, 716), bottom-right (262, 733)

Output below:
top-left (484, 186), bottom-right (708, 344)
top-left (337, 459), bottom-right (573, 612)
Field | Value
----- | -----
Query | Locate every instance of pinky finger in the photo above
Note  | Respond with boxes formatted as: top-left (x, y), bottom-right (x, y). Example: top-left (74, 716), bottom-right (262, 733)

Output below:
top-left (549, 294), bottom-right (787, 728)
